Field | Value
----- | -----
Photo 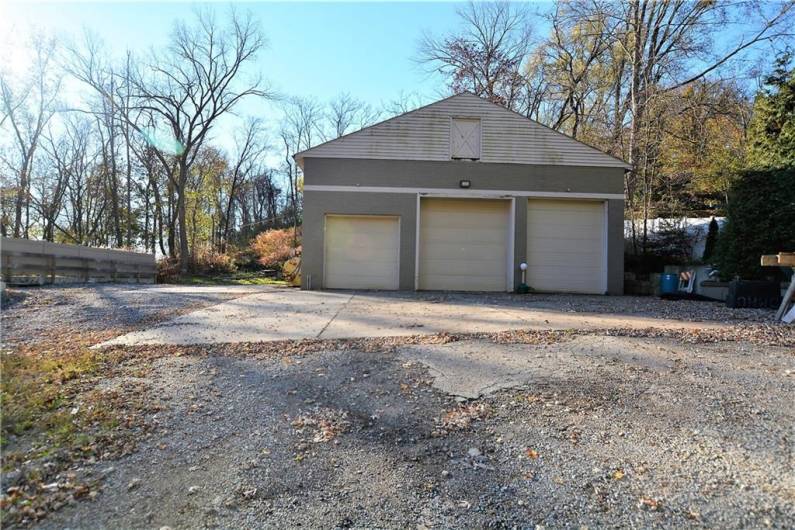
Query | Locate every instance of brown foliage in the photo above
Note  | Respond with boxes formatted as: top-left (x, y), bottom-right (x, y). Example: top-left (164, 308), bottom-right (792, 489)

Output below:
top-left (250, 228), bottom-right (301, 269)
top-left (191, 248), bottom-right (237, 274)
top-left (156, 257), bottom-right (181, 283)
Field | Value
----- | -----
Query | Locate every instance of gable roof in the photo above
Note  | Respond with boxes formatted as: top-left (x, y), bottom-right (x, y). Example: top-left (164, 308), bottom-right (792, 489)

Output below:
top-left (294, 92), bottom-right (631, 169)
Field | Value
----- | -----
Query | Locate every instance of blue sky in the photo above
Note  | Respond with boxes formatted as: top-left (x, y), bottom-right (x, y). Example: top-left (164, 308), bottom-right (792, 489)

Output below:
top-left (1, 2), bottom-right (482, 116)
top-left (1, 1), bottom-right (501, 156)
top-left (0, 1), bottom-right (783, 152)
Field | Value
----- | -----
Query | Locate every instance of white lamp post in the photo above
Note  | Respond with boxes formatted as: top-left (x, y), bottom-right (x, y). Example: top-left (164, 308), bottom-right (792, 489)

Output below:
top-left (518, 262), bottom-right (529, 294)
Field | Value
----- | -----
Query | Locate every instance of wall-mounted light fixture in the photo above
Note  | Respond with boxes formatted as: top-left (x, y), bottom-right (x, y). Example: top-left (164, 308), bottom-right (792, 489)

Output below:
top-left (459, 179), bottom-right (471, 189)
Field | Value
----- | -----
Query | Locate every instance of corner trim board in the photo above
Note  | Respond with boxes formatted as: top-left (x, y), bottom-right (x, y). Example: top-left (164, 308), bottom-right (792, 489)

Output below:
top-left (304, 184), bottom-right (623, 200)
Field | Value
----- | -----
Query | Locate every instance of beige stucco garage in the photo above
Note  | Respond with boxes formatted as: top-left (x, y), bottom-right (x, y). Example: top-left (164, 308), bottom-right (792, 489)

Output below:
top-left (296, 92), bottom-right (630, 294)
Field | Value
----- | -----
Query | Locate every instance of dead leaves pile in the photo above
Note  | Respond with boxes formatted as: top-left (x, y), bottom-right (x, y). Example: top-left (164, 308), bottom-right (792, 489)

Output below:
top-left (1, 475), bottom-right (100, 526)
top-left (433, 402), bottom-right (491, 436)
top-left (601, 324), bottom-right (794, 347)
top-left (291, 407), bottom-right (351, 443)
top-left (117, 321), bottom-right (793, 367)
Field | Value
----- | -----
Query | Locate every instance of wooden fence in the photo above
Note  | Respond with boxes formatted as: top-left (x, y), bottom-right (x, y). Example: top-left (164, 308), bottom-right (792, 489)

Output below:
top-left (1, 237), bottom-right (156, 286)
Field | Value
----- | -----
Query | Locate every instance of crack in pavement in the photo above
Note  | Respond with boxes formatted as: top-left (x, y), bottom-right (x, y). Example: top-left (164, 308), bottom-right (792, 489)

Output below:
top-left (316, 293), bottom-right (355, 339)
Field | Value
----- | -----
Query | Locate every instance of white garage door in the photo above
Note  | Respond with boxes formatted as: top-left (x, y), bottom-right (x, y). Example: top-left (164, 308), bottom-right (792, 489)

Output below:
top-left (324, 215), bottom-right (400, 290)
top-left (526, 199), bottom-right (606, 294)
top-left (419, 198), bottom-right (510, 291)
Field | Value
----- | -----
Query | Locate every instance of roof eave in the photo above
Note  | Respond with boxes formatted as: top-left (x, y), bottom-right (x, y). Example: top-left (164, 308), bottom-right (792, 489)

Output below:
top-left (293, 152), bottom-right (632, 171)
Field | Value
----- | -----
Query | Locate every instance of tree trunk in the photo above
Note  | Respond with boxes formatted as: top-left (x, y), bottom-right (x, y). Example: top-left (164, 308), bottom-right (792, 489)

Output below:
top-left (177, 161), bottom-right (190, 273)
top-left (13, 157), bottom-right (30, 238)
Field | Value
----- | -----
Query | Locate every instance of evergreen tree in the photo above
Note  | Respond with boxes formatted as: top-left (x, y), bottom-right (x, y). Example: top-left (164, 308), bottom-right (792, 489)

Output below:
top-left (747, 51), bottom-right (795, 169)
top-left (716, 168), bottom-right (795, 280)
top-left (702, 217), bottom-right (719, 262)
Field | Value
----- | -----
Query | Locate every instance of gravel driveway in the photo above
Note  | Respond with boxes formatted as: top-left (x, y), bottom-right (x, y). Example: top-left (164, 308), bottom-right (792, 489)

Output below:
top-left (35, 333), bottom-right (795, 530)
top-left (2, 285), bottom-right (793, 529)
top-left (1, 284), bottom-right (269, 350)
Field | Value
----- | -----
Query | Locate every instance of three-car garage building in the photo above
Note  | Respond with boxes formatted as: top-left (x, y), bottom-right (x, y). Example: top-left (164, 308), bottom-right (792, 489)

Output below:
top-left (296, 92), bottom-right (629, 295)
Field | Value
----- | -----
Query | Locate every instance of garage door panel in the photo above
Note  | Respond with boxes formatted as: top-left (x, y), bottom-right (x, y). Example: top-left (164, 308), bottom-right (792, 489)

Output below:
top-left (325, 216), bottom-right (399, 290)
top-left (326, 258), bottom-right (398, 274)
top-left (526, 254), bottom-right (603, 268)
top-left (526, 199), bottom-right (605, 294)
top-left (421, 256), bottom-right (509, 276)
top-left (527, 242), bottom-right (603, 257)
top-left (422, 228), bottom-right (507, 243)
top-left (419, 198), bottom-right (510, 292)
top-left (423, 241), bottom-right (508, 260)
top-left (327, 244), bottom-right (396, 260)
top-left (421, 274), bottom-right (505, 292)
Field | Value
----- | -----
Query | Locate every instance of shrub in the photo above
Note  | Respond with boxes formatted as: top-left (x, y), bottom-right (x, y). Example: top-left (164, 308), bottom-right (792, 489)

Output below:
top-left (232, 247), bottom-right (262, 271)
top-left (192, 247), bottom-right (237, 274)
top-left (156, 257), bottom-right (180, 283)
top-left (251, 228), bottom-right (301, 269)
top-left (644, 220), bottom-right (694, 263)
top-left (715, 167), bottom-right (795, 280)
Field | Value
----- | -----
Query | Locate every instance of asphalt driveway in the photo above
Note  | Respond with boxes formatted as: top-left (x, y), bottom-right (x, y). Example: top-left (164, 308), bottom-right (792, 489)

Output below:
top-left (99, 287), bottom-right (769, 347)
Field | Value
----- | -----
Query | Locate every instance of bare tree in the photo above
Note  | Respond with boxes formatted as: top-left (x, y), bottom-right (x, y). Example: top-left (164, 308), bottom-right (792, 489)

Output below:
top-left (417, 1), bottom-right (531, 109)
top-left (279, 96), bottom-right (324, 237)
top-left (382, 90), bottom-right (427, 117)
top-left (220, 118), bottom-right (266, 251)
top-left (0, 35), bottom-right (62, 238)
top-left (33, 123), bottom-right (75, 241)
top-left (540, 1), bottom-right (618, 138)
top-left (326, 92), bottom-right (381, 138)
top-left (69, 9), bottom-right (270, 270)
top-left (616, 0), bottom-right (794, 252)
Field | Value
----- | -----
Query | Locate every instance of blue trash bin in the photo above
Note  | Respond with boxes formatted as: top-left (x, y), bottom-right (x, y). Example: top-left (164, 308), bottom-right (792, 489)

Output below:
top-left (660, 273), bottom-right (679, 294)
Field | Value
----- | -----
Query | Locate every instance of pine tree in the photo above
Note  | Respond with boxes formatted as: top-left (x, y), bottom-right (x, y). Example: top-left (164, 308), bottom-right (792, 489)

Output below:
top-left (702, 218), bottom-right (719, 262)
top-left (747, 51), bottom-right (795, 169)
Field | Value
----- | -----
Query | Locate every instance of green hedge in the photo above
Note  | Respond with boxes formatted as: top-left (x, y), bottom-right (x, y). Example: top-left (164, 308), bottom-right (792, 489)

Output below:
top-left (716, 167), bottom-right (795, 280)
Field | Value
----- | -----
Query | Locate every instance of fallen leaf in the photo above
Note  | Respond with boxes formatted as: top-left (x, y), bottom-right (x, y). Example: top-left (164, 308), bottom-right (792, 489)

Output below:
top-left (639, 497), bottom-right (661, 510)
top-left (612, 469), bottom-right (625, 480)
top-left (525, 448), bottom-right (539, 460)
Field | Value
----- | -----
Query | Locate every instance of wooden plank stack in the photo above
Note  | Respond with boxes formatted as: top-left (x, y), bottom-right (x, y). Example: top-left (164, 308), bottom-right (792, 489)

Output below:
top-left (761, 252), bottom-right (795, 322)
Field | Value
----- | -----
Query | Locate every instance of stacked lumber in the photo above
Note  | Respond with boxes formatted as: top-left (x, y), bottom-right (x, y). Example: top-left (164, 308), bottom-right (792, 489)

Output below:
top-left (761, 252), bottom-right (795, 323)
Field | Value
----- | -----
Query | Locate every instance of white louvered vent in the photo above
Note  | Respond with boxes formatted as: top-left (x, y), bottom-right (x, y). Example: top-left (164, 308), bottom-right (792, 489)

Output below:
top-left (451, 117), bottom-right (481, 160)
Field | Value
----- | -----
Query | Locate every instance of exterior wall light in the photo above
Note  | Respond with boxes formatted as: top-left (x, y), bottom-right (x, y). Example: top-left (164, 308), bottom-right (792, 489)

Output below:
top-left (517, 262), bottom-right (530, 294)
top-left (459, 179), bottom-right (471, 188)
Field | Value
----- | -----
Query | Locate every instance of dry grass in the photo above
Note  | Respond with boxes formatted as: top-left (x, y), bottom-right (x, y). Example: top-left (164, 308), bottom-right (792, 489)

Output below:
top-left (0, 331), bottom-right (160, 526)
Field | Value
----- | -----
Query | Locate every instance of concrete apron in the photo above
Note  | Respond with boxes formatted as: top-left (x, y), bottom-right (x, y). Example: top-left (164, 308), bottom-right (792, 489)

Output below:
top-left (399, 335), bottom-right (690, 399)
top-left (97, 289), bottom-right (731, 348)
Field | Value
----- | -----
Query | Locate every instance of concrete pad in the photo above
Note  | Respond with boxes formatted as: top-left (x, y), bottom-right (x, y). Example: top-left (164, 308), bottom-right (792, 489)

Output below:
top-left (319, 293), bottom-right (728, 339)
top-left (117, 285), bottom-right (273, 295)
top-left (399, 335), bottom-right (687, 398)
top-left (99, 289), bottom-right (738, 347)
top-left (318, 294), bottom-right (526, 339)
top-left (99, 290), bottom-right (353, 346)
top-left (400, 340), bottom-right (549, 399)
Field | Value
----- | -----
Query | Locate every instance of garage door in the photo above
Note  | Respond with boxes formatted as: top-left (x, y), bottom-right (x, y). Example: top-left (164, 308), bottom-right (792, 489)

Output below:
top-left (324, 215), bottom-right (400, 289)
top-left (526, 199), bottom-right (605, 294)
top-left (419, 198), bottom-right (510, 291)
